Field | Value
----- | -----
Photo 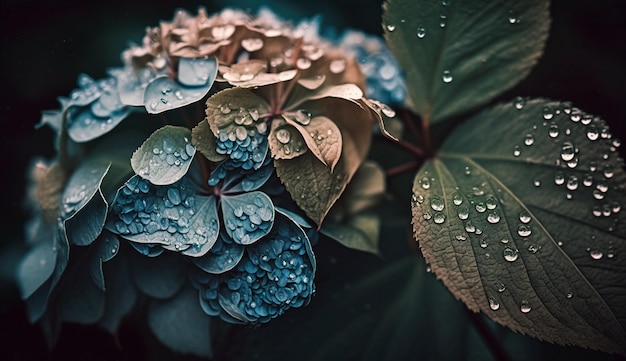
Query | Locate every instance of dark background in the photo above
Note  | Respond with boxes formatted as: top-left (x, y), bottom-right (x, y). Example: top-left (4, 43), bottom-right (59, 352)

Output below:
top-left (0, 0), bottom-right (624, 360)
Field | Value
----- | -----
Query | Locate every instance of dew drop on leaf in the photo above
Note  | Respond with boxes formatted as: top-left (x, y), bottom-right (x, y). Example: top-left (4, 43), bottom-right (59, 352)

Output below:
top-left (488, 296), bottom-right (500, 311)
top-left (517, 225), bottom-right (531, 237)
top-left (503, 247), bottom-right (518, 262)
top-left (520, 300), bottom-right (532, 313)
top-left (442, 70), bottom-right (453, 83)
top-left (416, 27), bottom-right (426, 38)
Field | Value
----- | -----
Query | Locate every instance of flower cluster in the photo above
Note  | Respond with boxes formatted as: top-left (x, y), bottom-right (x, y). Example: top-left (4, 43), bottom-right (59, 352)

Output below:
top-left (17, 6), bottom-right (401, 357)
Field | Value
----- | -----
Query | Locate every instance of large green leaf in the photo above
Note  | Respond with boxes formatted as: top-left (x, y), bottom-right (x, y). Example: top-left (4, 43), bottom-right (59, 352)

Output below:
top-left (412, 98), bottom-right (626, 355)
top-left (383, 0), bottom-right (549, 123)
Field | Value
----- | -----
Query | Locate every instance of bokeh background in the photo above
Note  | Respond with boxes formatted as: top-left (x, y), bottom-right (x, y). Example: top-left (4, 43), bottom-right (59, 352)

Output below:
top-left (0, 0), bottom-right (624, 360)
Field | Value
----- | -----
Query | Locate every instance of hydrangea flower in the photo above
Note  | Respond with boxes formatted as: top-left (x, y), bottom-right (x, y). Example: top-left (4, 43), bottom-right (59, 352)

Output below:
top-left (192, 211), bottom-right (315, 324)
top-left (17, 6), bottom-right (388, 357)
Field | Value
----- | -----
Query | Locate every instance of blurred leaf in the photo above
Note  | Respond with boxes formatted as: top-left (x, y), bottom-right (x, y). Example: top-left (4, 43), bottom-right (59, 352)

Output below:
top-left (321, 212), bottom-right (380, 255)
top-left (67, 104), bottom-right (131, 143)
top-left (32, 160), bottom-right (66, 224)
top-left (130, 250), bottom-right (187, 299)
top-left (98, 249), bottom-right (138, 334)
top-left (221, 191), bottom-right (275, 245)
top-left (383, 0), bottom-right (549, 123)
top-left (412, 98), bottom-right (626, 355)
top-left (62, 162), bottom-right (111, 246)
top-left (89, 231), bottom-right (120, 290)
top-left (131, 125), bottom-right (195, 185)
top-left (17, 241), bottom-right (57, 300)
top-left (220, 253), bottom-right (493, 361)
top-left (148, 286), bottom-right (213, 358)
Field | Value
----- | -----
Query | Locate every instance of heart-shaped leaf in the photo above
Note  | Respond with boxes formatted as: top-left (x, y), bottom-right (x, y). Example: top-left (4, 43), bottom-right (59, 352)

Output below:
top-left (204, 87), bottom-right (270, 136)
top-left (131, 125), bottom-right (195, 186)
top-left (191, 118), bottom-right (227, 163)
top-left (192, 233), bottom-right (244, 274)
top-left (383, 0), bottom-right (549, 123)
top-left (268, 117), bottom-right (308, 160)
top-left (412, 98), bottom-right (626, 355)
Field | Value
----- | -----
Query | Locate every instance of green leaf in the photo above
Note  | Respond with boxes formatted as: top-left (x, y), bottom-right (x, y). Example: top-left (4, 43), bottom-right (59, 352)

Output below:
top-left (412, 98), bottom-right (626, 355)
top-left (191, 118), bottom-right (227, 162)
top-left (131, 125), bottom-right (195, 185)
top-left (275, 151), bottom-right (351, 226)
top-left (98, 250), bottom-right (137, 334)
top-left (220, 191), bottom-right (275, 245)
top-left (383, 0), bottom-right (549, 123)
top-left (204, 87), bottom-right (270, 137)
top-left (148, 286), bottom-right (213, 358)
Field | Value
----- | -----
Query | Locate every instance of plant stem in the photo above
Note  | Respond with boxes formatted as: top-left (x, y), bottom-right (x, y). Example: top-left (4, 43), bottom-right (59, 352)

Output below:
top-left (465, 309), bottom-right (510, 361)
top-left (386, 160), bottom-right (420, 178)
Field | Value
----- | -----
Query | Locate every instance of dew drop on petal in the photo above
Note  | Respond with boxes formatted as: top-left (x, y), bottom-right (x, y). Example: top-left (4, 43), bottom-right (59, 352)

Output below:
top-left (520, 301), bottom-right (531, 313)
top-left (276, 129), bottom-right (291, 144)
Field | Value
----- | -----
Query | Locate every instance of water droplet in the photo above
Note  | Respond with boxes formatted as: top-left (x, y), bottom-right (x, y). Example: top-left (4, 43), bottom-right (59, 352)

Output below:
top-left (475, 203), bottom-right (486, 213)
top-left (416, 27), bottom-right (426, 38)
top-left (503, 247), bottom-right (518, 262)
top-left (587, 126), bottom-right (599, 141)
top-left (442, 70), bottom-right (453, 83)
top-left (500, 237), bottom-right (510, 244)
top-left (603, 165), bottom-right (614, 179)
top-left (455, 235), bottom-right (467, 241)
top-left (220, 104), bottom-right (231, 114)
top-left (611, 202), bottom-right (621, 213)
top-left (554, 171), bottom-right (565, 185)
top-left (423, 212), bottom-right (432, 220)
top-left (480, 239), bottom-right (489, 248)
top-left (488, 296), bottom-right (500, 311)
top-left (487, 211), bottom-right (500, 224)
top-left (386, 24), bottom-right (396, 32)
top-left (524, 134), bottom-right (534, 146)
top-left (561, 141), bottom-right (576, 161)
top-left (276, 129), bottom-right (291, 144)
top-left (453, 193), bottom-right (463, 206)
top-left (296, 57), bottom-right (312, 70)
top-left (566, 175), bottom-right (579, 191)
top-left (513, 145), bottom-right (521, 157)
top-left (519, 211), bottom-right (531, 224)
top-left (295, 109), bottom-right (312, 125)
top-left (430, 197), bottom-right (445, 211)
top-left (566, 292), bottom-right (573, 299)
top-left (465, 221), bottom-right (476, 233)
top-left (520, 301), bottom-right (531, 313)
top-left (589, 249), bottom-right (603, 260)
top-left (439, 15), bottom-right (447, 27)
top-left (457, 206), bottom-right (469, 220)
top-left (533, 179), bottom-right (541, 187)
top-left (497, 283), bottom-right (506, 292)
top-left (542, 106), bottom-right (554, 120)
top-left (329, 59), bottom-right (346, 73)
top-left (513, 96), bottom-right (525, 110)
top-left (527, 244), bottom-right (540, 254)
top-left (420, 177), bottom-right (431, 190)
top-left (548, 123), bottom-right (559, 138)
top-left (517, 225), bottom-right (531, 237)
top-left (433, 213), bottom-right (446, 224)
top-left (486, 196), bottom-right (497, 209)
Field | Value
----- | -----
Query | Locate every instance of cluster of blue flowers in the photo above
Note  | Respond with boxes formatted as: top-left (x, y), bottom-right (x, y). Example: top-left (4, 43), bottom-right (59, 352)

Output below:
top-left (16, 6), bottom-right (403, 357)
